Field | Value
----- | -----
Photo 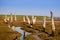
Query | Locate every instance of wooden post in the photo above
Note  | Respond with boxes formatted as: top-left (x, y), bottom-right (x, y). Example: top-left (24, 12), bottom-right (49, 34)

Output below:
top-left (23, 16), bottom-right (26, 22)
top-left (52, 17), bottom-right (55, 31)
top-left (43, 17), bottom-right (46, 28)
top-left (4, 15), bottom-right (7, 22)
top-left (7, 17), bottom-right (9, 21)
top-left (42, 16), bottom-right (46, 32)
top-left (10, 13), bottom-right (13, 22)
top-left (32, 16), bottom-right (34, 24)
top-left (26, 16), bottom-right (30, 24)
top-left (51, 11), bottom-right (55, 31)
top-left (14, 14), bottom-right (17, 21)
top-left (49, 11), bottom-right (55, 37)
top-left (32, 16), bottom-right (36, 24)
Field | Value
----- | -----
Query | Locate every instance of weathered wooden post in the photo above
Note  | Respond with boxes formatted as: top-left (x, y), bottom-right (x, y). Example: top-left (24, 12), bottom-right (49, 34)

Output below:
top-left (14, 14), bottom-right (17, 21)
top-left (32, 16), bottom-right (36, 24)
top-left (43, 16), bottom-right (46, 32)
top-left (10, 13), bottom-right (13, 22)
top-left (4, 14), bottom-right (10, 28)
top-left (50, 11), bottom-right (55, 31)
top-left (26, 16), bottom-right (30, 24)
top-left (4, 14), bottom-right (7, 22)
top-left (7, 17), bottom-right (9, 21)
top-left (32, 16), bottom-right (34, 24)
top-left (23, 16), bottom-right (26, 22)
top-left (9, 13), bottom-right (14, 30)
top-left (50, 11), bottom-right (55, 37)
top-left (4, 14), bottom-right (11, 28)
top-left (7, 17), bottom-right (11, 28)
top-left (4, 15), bottom-right (9, 22)
top-left (43, 16), bottom-right (46, 28)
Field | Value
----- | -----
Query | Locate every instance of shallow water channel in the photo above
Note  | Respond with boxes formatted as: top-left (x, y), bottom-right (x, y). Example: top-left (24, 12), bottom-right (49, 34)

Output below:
top-left (11, 26), bottom-right (30, 40)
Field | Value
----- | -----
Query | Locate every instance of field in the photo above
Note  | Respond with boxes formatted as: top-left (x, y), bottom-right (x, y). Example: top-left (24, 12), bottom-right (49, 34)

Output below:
top-left (0, 15), bottom-right (60, 40)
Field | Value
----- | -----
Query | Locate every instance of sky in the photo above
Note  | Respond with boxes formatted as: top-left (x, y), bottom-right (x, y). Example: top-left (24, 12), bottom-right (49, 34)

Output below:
top-left (0, 0), bottom-right (60, 17)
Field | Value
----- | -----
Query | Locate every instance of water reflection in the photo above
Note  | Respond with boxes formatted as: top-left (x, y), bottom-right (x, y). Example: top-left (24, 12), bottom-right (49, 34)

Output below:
top-left (14, 27), bottom-right (24, 40)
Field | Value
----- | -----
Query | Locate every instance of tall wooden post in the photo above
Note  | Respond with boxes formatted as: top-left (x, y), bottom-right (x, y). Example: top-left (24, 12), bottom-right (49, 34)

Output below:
top-left (42, 16), bottom-right (46, 32)
top-left (4, 15), bottom-right (7, 22)
top-left (7, 17), bottom-right (10, 28)
top-left (50, 11), bottom-right (55, 37)
top-left (7, 17), bottom-right (9, 21)
top-left (32, 16), bottom-right (34, 24)
top-left (23, 16), bottom-right (26, 22)
top-left (26, 16), bottom-right (30, 24)
top-left (10, 13), bottom-right (13, 22)
top-left (50, 11), bottom-right (55, 31)
top-left (52, 17), bottom-right (55, 31)
top-left (32, 16), bottom-right (36, 24)
top-left (14, 14), bottom-right (17, 21)
top-left (43, 17), bottom-right (46, 28)
top-left (10, 13), bottom-right (13, 29)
